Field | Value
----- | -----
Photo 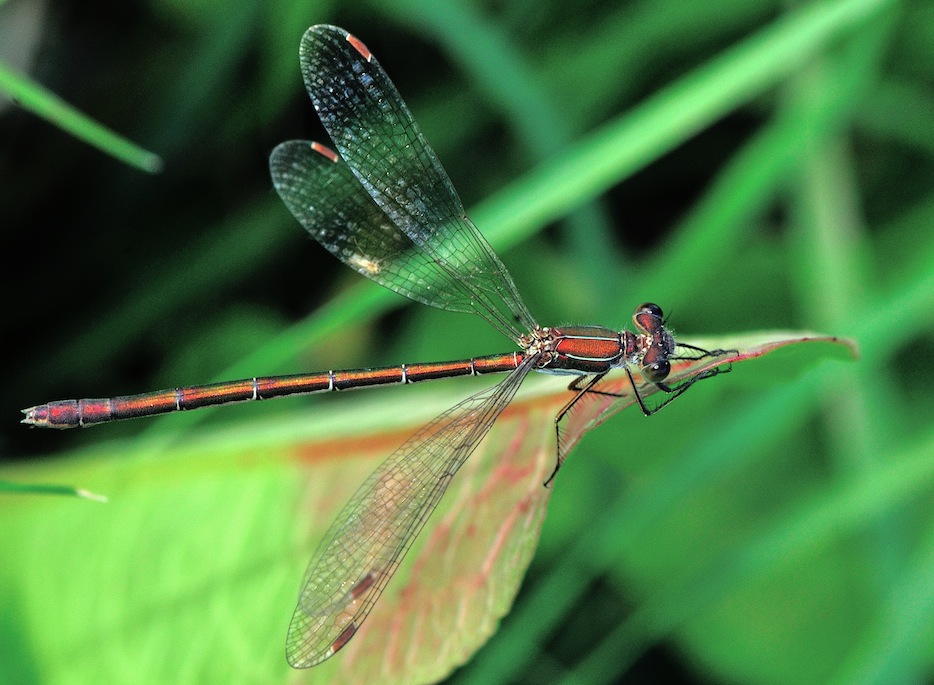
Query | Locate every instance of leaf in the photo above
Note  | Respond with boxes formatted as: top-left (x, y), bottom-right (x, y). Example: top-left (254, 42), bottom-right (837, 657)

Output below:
top-left (0, 61), bottom-right (162, 172)
top-left (0, 481), bottom-right (107, 502)
top-left (557, 332), bottom-right (857, 461)
top-left (0, 331), bottom-right (852, 684)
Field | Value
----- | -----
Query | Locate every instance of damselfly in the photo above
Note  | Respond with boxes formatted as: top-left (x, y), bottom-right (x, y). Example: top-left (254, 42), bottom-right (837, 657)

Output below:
top-left (22, 25), bottom-right (732, 668)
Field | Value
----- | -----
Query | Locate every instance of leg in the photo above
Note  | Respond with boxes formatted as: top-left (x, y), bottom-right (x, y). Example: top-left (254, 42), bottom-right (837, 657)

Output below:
top-left (644, 363), bottom-right (732, 415)
top-left (545, 372), bottom-right (608, 487)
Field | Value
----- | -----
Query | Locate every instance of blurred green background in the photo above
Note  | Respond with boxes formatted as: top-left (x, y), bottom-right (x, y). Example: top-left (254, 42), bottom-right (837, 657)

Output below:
top-left (2, 0), bottom-right (933, 683)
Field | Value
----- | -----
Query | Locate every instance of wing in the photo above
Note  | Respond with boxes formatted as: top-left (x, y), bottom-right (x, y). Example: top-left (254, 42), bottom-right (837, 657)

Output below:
top-left (285, 356), bottom-right (537, 668)
top-left (273, 24), bottom-right (537, 341)
top-left (271, 140), bottom-right (508, 322)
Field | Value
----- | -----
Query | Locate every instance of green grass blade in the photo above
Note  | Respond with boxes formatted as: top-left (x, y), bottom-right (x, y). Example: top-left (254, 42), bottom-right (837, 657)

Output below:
top-left (0, 60), bottom-right (161, 172)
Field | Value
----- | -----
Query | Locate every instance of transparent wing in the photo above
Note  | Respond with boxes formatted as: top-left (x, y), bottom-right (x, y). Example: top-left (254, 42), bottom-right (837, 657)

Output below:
top-left (270, 140), bottom-right (513, 324)
top-left (287, 24), bottom-right (537, 341)
top-left (286, 355), bottom-right (537, 668)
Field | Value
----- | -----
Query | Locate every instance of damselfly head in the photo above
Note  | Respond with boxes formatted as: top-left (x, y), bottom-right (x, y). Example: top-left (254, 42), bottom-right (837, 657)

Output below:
top-left (635, 302), bottom-right (663, 320)
top-left (641, 359), bottom-right (671, 383)
top-left (631, 303), bottom-right (676, 384)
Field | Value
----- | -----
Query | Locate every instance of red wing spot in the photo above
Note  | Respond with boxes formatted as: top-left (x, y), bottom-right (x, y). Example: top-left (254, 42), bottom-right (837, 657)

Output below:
top-left (331, 622), bottom-right (357, 654)
top-left (311, 142), bottom-right (339, 162)
top-left (346, 33), bottom-right (373, 61)
top-left (351, 572), bottom-right (377, 598)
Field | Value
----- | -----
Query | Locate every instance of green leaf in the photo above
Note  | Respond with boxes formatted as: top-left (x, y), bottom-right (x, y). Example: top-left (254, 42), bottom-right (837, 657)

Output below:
top-left (0, 482), bottom-right (107, 502)
top-left (0, 332), bottom-right (850, 683)
top-left (0, 61), bottom-right (162, 172)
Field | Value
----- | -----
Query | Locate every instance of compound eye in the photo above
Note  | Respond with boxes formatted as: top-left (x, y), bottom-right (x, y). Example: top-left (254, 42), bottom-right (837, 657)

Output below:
top-left (636, 302), bottom-right (663, 319)
top-left (642, 360), bottom-right (670, 383)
